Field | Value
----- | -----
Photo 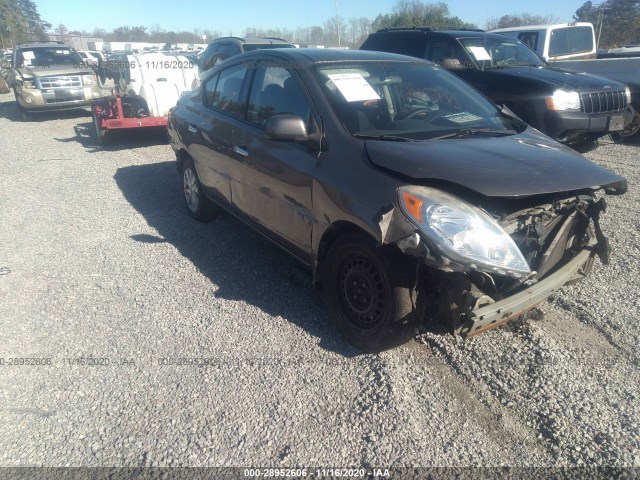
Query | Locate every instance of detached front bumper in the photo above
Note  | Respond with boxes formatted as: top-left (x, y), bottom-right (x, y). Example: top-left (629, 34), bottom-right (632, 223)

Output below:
top-left (455, 242), bottom-right (596, 338)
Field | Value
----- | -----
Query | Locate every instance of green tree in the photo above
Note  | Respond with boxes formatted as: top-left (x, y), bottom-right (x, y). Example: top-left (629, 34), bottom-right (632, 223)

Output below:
top-left (17, 0), bottom-right (50, 40)
top-left (371, 0), bottom-right (476, 31)
top-left (485, 13), bottom-right (558, 30)
top-left (0, 0), bottom-right (49, 47)
top-left (574, 0), bottom-right (640, 47)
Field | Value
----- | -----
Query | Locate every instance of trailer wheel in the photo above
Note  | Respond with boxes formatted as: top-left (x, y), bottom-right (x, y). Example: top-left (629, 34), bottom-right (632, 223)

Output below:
top-left (92, 108), bottom-right (107, 146)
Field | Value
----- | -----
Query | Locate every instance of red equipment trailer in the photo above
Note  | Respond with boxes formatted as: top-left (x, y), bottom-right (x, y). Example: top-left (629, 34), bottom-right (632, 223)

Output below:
top-left (91, 87), bottom-right (168, 145)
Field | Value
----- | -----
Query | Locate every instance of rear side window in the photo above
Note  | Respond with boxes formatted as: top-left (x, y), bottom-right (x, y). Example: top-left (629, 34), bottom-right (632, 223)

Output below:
top-left (205, 63), bottom-right (248, 117)
top-left (517, 32), bottom-right (539, 52)
top-left (362, 33), bottom-right (427, 59)
top-left (549, 26), bottom-right (594, 57)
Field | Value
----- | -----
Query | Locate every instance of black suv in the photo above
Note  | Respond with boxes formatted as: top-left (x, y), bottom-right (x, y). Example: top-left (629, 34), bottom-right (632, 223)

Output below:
top-left (361, 28), bottom-right (632, 146)
top-left (199, 36), bottom-right (295, 73)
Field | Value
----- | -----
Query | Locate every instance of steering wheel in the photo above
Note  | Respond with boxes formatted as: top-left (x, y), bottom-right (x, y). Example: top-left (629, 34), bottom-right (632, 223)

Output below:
top-left (403, 108), bottom-right (434, 120)
top-left (498, 57), bottom-right (518, 66)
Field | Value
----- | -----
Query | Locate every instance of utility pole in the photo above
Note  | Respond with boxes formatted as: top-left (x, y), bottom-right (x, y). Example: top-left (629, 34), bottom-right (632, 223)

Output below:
top-left (335, 0), bottom-right (341, 48)
top-left (596, 4), bottom-right (607, 49)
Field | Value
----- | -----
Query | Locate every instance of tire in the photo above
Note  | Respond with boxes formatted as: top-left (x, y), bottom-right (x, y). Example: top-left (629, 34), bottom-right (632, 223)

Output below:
top-left (13, 91), bottom-right (30, 120)
top-left (611, 103), bottom-right (640, 142)
top-left (92, 107), bottom-right (107, 146)
top-left (323, 234), bottom-right (424, 352)
top-left (181, 157), bottom-right (216, 221)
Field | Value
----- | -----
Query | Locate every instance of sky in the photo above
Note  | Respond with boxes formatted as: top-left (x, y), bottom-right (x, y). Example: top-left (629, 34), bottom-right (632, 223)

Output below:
top-left (36, 0), bottom-right (585, 36)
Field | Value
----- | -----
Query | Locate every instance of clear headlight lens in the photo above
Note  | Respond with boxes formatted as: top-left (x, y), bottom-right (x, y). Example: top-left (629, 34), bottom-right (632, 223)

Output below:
top-left (83, 74), bottom-right (95, 85)
top-left (399, 186), bottom-right (531, 278)
top-left (545, 89), bottom-right (581, 111)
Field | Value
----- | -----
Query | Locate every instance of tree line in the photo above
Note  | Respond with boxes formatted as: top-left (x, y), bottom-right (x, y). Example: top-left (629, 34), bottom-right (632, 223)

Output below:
top-left (1, 0), bottom-right (638, 51)
top-left (573, 0), bottom-right (639, 47)
top-left (0, 0), bottom-right (50, 48)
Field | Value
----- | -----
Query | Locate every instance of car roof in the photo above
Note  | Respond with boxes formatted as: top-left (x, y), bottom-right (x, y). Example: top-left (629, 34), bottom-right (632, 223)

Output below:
top-left (370, 28), bottom-right (508, 40)
top-left (212, 36), bottom-right (292, 45)
top-left (249, 47), bottom-right (428, 64)
top-left (15, 42), bottom-right (73, 48)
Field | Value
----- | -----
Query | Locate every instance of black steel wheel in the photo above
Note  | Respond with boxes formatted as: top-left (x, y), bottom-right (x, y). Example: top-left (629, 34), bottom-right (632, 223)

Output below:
top-left (323, 234), bottom-right (424, 352)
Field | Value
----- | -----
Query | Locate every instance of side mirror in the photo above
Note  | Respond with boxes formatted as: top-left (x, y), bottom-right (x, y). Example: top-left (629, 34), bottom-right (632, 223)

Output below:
top-left (265, 114), bottom-right (308, 141)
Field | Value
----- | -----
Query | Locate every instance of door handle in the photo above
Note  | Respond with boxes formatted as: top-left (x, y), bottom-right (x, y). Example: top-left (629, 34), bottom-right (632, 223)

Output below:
top-left (233, 145), bottom-right (248, 157)
top-left (187, 125), bottom-right (198, 133)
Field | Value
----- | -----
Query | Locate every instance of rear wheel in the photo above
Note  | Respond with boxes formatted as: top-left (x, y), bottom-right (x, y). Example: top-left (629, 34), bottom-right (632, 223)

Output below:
top-left (323, 234), bottom-right (424, 352)
top-left (182, 157), bottom-right (217, 221)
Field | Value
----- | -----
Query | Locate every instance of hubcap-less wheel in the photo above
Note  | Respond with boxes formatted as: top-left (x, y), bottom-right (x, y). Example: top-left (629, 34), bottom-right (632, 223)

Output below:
top-left (183, 167), bottom-right (199, 213)
top-left (620, 107), bottom-right (640, 138)
top-left (338, 255), bottom-right (388, 331)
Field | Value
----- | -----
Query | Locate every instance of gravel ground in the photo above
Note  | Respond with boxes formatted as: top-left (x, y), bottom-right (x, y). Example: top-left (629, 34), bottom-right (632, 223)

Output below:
top-left (0, 91), bottom-right (638, 470)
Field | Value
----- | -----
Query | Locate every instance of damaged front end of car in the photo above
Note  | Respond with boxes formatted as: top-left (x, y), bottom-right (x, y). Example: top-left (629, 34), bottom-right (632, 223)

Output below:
top-left (380, 182), bottom-right (626, 337)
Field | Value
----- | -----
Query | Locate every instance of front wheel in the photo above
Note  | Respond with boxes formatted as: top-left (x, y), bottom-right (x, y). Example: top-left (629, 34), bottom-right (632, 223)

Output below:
top-left (612, 103), bottom-right (640, 142)
top-left (323, 234), bottom-right (424, 352)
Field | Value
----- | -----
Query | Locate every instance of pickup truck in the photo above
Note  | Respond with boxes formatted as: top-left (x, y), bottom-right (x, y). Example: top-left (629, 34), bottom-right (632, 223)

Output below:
top-left (360, 28), bottom-right (633, 148)
top-left (492, 23), bottom-right (640, 138)
top-left (7, 41), bottom-right (102, 119)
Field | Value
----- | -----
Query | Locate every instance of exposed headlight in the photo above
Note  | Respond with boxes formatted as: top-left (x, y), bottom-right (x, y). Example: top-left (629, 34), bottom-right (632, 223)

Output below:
top-left (21, 78), bottom-right (36, 89)
top-left (398, 186), bottom-right (531, 278)
top-left (83, 74), bottom-right (96, 85)
top-left (545, 89), bottom-right (581, 111)
top-left (625, 86), bottom-right (631, 104)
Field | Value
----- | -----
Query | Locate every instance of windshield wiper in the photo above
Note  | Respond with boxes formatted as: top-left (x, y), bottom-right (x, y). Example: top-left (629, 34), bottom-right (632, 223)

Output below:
top-left (353, 133), bottom-right (416, 142)
top-left (498, 105), bottom-right (528, 132)
top-left (431, 128), bottom-right (516, 140)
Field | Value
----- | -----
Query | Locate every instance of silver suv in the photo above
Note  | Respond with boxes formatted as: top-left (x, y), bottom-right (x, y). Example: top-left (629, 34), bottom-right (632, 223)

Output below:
top-left (8, 42), bottom-right (101, 118)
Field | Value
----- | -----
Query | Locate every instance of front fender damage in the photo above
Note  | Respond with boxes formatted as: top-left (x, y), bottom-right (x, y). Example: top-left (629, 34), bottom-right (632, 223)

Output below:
top-left (376, 204), bottom-right (600, 337)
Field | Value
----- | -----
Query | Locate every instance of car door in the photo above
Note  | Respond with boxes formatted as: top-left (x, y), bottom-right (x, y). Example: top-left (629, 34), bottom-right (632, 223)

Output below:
top-left (185, 62), bottom-right (249, 204)
top-left (229, 61), bottom-right (319, 261)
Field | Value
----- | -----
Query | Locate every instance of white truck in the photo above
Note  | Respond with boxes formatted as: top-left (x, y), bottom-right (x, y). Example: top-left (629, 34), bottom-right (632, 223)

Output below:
top-left (492, 22), bottom-right (640, 138)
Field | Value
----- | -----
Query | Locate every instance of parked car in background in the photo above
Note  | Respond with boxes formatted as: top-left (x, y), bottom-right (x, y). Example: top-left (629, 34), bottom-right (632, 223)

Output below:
top-left (0, 54), bottom-right (10, 93)
top-left (360, 28), bottom-right (632, 148)
top-left (77, 50), bottom-right (98, 66)
top-left (199, 36), bottom-right (295, 73)
top-left (491, 22), bottom-right (640, 140)
top-left (168, 48), bottom-right (626, 352)
top-left (491, 22), bottom-right (597, 61)
top-left (6, 41), bottom-right (101, 119)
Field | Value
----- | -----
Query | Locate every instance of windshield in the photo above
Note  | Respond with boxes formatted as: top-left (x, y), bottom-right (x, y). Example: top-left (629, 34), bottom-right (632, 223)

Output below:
top-left (16, 46), bottom-right (83, 68)
top-left (459, 37), bottom-right (544, 69)
top-left (314, 61), bottom-right (518, 140)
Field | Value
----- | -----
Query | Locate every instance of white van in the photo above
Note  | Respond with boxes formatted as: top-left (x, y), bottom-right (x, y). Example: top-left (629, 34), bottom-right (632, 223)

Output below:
top-left (491, 22), bottom-right (596, 61)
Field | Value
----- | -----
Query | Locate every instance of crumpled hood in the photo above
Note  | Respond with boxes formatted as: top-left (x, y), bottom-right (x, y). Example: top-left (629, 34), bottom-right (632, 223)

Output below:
top-left (483, 65), bottom-right (625, 91)
top-left (365, 130), bottom-right (627, 197)
top-left (17, 66), bottom-right (94, 78)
